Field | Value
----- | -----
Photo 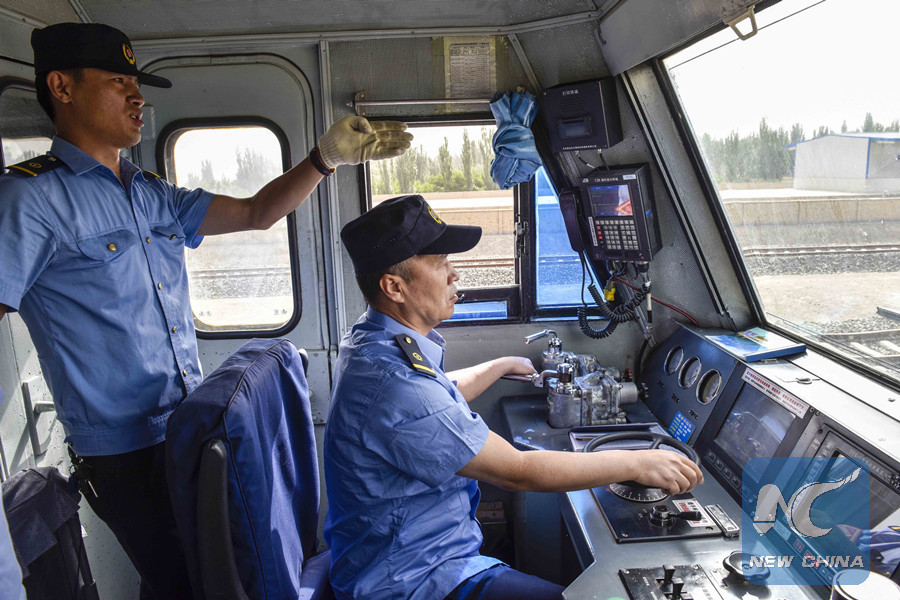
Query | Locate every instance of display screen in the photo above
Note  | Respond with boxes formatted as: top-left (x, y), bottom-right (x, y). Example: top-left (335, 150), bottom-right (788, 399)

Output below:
top-left (713, 384), bottom-right (796, 481)
top-left (588, 184), bottom-right (633, 217)
top-left (818, 451), bottom-right (900, 578)
top-left (558, 117), bottom-right (592, 139)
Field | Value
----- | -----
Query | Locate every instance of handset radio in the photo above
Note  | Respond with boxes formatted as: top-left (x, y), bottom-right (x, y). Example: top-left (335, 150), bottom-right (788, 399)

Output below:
top-left (559, 164), bottom-right (661, 262)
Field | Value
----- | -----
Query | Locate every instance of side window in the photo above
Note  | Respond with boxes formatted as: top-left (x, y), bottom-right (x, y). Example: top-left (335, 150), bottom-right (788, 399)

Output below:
top-left (164, 124), bottom-right (298, 334)
top-left (665, 0), bottom-right (900, 384)
top-left (369, 122), bottom-right (518, 321)
top-left (0, 83), bottom-right (53, 169)
top-left (534, 166), bottom-right (585, 309)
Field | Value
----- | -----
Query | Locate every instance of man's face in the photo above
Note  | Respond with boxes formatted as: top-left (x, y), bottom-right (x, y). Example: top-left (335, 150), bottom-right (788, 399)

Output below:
top-left (402, 254), bottom-right (460, 329)
top-left (61, 67), bottom-right (145, 149)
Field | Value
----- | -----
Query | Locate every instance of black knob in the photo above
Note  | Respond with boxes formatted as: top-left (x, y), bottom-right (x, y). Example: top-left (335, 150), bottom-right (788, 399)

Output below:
top-left (663, 564), bottom-right (675, 584)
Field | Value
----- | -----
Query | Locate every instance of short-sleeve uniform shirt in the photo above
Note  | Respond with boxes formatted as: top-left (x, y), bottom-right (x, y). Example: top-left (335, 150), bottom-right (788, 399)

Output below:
top-left (0, 138), bottom-right (214, 455)
top-left (324, 308), bottom-right (501, 600)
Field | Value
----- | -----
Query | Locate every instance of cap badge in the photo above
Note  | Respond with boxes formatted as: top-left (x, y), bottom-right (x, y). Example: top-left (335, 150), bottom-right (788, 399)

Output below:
top-left (427, 205), bottom-right (443, 225)
top-left (123, 43), bottom-right (135, 65)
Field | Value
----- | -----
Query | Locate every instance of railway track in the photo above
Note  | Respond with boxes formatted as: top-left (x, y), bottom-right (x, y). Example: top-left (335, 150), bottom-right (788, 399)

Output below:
top-left (189, 241), bottom-right (899, 282)
top-left (822, 329), bottom-right (900, 366)
top-left (743, 243), bottom-right (900, 258)
top-left (190, 257), bottom-right (518, 281)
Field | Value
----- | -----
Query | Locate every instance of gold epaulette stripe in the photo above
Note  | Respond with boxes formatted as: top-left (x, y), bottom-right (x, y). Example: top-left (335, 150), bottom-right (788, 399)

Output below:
top-left (8, 165), bottom-right (38, 176)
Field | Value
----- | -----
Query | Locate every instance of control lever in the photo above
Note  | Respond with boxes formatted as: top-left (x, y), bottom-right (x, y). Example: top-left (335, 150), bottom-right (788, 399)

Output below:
top-left (500, 370), bottom-right (557, 388)
top-left (649, 505), bottom-right (702, 527)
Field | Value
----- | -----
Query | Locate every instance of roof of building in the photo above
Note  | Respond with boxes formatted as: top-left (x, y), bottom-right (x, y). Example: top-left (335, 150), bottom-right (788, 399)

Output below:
top-left (786, 132), bottom-right (900, 149)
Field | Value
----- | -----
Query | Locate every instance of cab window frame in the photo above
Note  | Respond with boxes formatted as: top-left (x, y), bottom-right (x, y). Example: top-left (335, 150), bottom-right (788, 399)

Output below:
top-left (363, 117), bottom-right (525, 326)
top-left (156, 116), bottom-right (302, 339)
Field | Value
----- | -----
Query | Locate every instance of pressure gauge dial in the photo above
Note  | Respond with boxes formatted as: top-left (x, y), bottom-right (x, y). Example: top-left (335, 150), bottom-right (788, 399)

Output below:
top-left (664, 346), bottom-right (684, 375)
top-left (678, 357), bottom-right (702, 388)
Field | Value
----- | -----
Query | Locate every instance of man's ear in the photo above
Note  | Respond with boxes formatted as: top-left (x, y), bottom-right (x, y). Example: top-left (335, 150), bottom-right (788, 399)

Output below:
top-left (45, 71), bottom-right (75, 105)
top-left (379, 273), bottom-right (406, 305)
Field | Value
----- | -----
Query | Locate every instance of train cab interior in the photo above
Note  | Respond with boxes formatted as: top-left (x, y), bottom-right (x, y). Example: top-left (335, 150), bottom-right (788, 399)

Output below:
top-left (2, 0), bottom-right (900, 598)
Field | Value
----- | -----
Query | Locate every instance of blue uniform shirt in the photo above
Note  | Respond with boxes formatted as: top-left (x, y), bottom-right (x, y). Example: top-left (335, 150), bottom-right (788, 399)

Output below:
top-left (0, 137), bottom-right (214, 455)
top-left (324, 308), bottom-right (501, 600)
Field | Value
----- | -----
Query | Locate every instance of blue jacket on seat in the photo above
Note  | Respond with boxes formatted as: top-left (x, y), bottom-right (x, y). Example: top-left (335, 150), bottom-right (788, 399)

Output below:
top-left (166, 338), bottom-right (322, 599)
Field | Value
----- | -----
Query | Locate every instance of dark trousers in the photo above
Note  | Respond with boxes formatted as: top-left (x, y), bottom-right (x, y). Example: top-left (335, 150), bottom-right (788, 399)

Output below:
top-left (445, 565), bottom-right (565, 600)
top-left (72, 442), bottom-right (194, 600)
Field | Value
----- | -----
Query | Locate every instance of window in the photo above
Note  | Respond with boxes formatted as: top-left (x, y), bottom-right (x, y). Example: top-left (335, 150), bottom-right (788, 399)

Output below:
top-left (164, 124), bottom-right (297, 334)
top-left (534, 167), bottom-right (585, 309)
top-left (370, 122), bottom-right (517, 321)
top-left (665, 0), bottom-right (900, 384)
top-left (0, 84), bottom-right (53, 168)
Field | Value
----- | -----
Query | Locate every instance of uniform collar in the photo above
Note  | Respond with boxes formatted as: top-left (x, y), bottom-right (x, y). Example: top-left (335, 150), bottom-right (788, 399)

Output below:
top-left (366, 306), bottom-right (446, 369)
top-left (50, 136), bottom-right (142, 181)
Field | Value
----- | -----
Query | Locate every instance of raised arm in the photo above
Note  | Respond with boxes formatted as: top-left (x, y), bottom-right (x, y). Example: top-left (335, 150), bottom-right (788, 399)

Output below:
top-left (446, 356), bottom-right (536, 403)
top-left (457, 431), bottom-right (704, 496)
top-left (198, 117), bottom-right (412, 236)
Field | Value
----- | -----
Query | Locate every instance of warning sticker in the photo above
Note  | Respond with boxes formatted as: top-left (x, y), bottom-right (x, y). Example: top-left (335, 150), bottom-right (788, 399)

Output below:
top-left (742, 369), bottom-right (809, 419)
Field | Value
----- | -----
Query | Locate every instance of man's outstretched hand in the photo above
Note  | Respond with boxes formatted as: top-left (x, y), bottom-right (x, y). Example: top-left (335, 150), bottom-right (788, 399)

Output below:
top-left (318, 116), bottom-right (413, 168)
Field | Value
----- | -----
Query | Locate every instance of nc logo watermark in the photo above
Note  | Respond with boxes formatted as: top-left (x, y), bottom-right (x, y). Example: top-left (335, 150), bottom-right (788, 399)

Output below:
top-left (753, 466), bottom-right (862, 538)
top-left (742, 457), bottom-right (870, 586)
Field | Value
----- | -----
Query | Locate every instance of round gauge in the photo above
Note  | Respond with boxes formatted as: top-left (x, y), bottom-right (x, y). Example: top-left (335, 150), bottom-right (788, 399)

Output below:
top-left (696, 370), bottom-right (722, 404)
top-left (664, 346), bottom-right (684, 375)
top-left (678, 356), bottom-right (702, 388)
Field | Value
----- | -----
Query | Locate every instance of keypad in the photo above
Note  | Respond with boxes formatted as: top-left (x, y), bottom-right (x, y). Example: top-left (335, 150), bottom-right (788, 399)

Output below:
top-left (594, 218), bottom-right (640, 251)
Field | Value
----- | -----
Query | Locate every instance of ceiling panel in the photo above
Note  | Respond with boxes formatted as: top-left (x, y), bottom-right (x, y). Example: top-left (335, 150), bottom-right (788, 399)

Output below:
top-left (67, 0), bottom-right (599, 39)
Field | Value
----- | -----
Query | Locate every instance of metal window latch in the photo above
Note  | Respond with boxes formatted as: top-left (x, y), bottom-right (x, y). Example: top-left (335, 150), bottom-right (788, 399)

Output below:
top-left (515, 221), bottom-right (528, 258)
top-left (724, 4), bottom-right (758, 41)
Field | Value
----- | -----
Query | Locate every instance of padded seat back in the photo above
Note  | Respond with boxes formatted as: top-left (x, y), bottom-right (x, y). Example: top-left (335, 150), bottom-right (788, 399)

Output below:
top-left (167, 338), bottom-right (320, 599)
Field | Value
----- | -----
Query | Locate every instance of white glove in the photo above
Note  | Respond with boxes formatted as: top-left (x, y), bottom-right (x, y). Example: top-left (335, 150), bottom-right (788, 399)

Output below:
top-left (317, 116), bottom-right (413, 169)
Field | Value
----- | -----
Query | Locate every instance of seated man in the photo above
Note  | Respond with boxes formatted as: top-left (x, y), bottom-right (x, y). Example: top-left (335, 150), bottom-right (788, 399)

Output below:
top-left (324, 195), bottom-right (703, 600)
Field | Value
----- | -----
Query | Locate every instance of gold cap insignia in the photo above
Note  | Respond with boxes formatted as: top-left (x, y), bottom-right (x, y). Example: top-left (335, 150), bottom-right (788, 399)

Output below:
top-left (427, 205), bottom-right (443, 225)
top-left (123, 43), bottom-right (135, 65)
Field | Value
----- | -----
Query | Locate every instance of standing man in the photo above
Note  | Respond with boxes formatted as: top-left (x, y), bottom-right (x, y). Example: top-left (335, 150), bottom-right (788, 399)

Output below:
top-left (325, 195), bottom-right (703, 600)
top-left (0, 22), bottom-right (411, 599)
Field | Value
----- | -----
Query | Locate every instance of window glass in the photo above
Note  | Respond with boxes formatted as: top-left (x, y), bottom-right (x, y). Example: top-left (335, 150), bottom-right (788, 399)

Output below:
top-left (534, 167), bottom-right (584, 308)
top-left (665, 0), bottom-right (900, 383)
top-left (371, 123), bottom-right (515, 320)
top-left (0, 87), bottom-right (53, 167)
top-left (169, 126), bottom-right (295, 332)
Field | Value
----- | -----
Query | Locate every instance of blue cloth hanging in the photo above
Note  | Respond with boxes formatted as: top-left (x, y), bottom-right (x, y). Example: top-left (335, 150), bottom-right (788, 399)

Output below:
top-left (489, 90), bottom-right (542, 189)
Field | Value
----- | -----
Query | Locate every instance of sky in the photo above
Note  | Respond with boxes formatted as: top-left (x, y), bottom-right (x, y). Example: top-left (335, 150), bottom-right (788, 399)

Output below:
top-left (666, 0), bottom-right (900, 140)
top-left (172, 127), bottom-right (282, 184)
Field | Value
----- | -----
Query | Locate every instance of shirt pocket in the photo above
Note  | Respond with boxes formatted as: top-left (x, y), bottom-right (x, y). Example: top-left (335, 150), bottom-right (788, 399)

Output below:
top-left (149, 221), bottom-right (188, 283)
top-left (150, 221), bottom-right (186, 245)
top-left (75, 229), bottom-right (139, 263)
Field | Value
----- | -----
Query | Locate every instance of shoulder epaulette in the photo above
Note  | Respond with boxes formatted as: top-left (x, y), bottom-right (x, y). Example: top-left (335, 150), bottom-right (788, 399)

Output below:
top-left (4, 154), bottom-right (63, 177)
top-left (394, 334), bottom-right (437, 378)
top-left (142, 169), bottom-right (162, 179)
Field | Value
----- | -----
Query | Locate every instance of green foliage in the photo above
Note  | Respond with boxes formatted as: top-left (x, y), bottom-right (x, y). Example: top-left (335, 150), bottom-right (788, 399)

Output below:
top-left (369, 126), bottom-right (501, 195)
top-left (701, 112), bottom-right (900, 183)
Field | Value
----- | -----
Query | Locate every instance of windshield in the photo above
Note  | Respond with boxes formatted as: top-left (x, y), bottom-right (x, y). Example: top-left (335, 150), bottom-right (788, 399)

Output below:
top-left (665, 0), bottom-right (900, 385)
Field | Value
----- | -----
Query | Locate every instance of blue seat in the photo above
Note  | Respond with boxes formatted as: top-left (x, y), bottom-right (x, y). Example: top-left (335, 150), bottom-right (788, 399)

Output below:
top-left (166, 338), bottom-right (331, 600)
